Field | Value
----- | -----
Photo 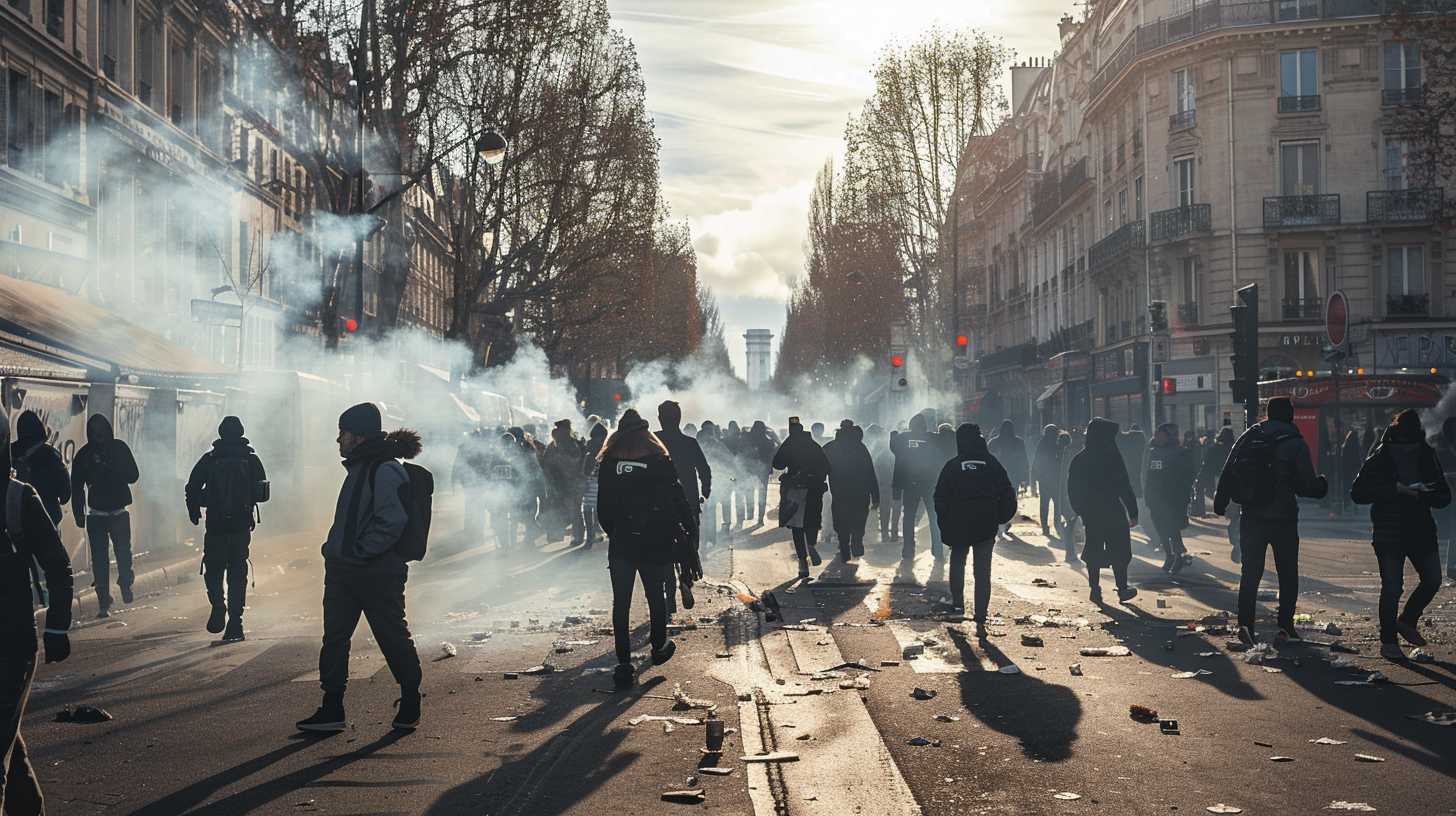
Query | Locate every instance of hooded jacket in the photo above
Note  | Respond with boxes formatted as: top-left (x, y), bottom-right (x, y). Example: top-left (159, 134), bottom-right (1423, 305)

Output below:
top-left (70, 415), bottom-right (140, 517)
top-left (1351, 416), bottom-right (1451, 553)
top-left (10, 410), bottom-right (70, 524)
top-left (1067, 418), bottom-right (1138, 529)
top-left (2, 416), bottom-right (73, 651)
top-left (1144, 426), bottom-right (1196, 527)
top-left (773, 426), bottom-right (831, 530)
top-left (597, 451), bottom-right (694, 564)
top-left (656, 426), bottom-right (712, 503)
top-left (934, 425), bottom-right (1017, 545)
top-left (1213, 419), bottom-right (1327, 521)
top-left (988, 420), bottom-right (1028, 486)
top-left (892, 416), bottom-right (944, 493)
top-left (322, 430), bottom-right (420, 567)
top-left (824, 425), bottom-right (880, 510)
top-left (1117, 427), bottom-right (1148, 497)
top-left (1032, 425), bottom-right (1061, 483)
top-left (185, 433), bottom-right (268, 534)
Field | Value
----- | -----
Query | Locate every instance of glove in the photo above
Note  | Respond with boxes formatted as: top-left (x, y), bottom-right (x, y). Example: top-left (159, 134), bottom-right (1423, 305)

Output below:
top-left (189, 509), bottom-right (202, 526)
top-left (44, 632), bottom-right (71, 663)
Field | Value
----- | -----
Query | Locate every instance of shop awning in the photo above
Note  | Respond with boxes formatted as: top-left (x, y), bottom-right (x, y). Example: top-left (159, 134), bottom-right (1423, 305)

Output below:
top-left (0, 274), bottom-right (227, 379)
top-left (1036, 381), bottom-right (1066, 405)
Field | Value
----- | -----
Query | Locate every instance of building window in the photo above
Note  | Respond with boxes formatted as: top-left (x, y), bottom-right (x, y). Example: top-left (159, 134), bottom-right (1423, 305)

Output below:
top-left (1383, 43), bottom-right (1421, 102)
top-left (1282, 250), bottom-right (1320, 314)
top-left (1278, 49), bottom-right (1318, 111)
top-left (1173, 156), bottom-right (1195, 206)
top-left (1280, 141), bottom-right (1320, 196)
top-left (1387, 246), bottom-right (1426, 316)
top-left (1134, 176), bottom-right (1144, 220)
top-left (1181, 256), bottom-right (1199, 308)
top-left (42, 90), bottom-right (64, 187)
top-left (1118, 188), bottom-right (1128, 225)
top-left (6, 71), bottom-right (36, 176)
top-left (1277, 0), bottom-right (1317, 21)
top-left (100, 0), bottom-right (118, 79)
top-left (1384, 139), bottom-right (1411, 190)
top-left (45, 0), bottom-right (64, 39)
top-left (137, 18), bottom-right (158, 110)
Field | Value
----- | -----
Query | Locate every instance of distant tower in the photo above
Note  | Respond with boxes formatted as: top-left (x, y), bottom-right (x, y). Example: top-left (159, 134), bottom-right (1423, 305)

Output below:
top-left (744, 329), bottom-right (774, 390)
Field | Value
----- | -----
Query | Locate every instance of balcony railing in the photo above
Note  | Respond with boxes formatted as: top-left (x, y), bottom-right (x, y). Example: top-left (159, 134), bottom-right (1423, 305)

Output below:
top-left (1150, 203), bottom-right (1212, 242)
top-left (1282, 298), bottom-right (1323, 320)
top-left (1169, 109), bottom-right (1196, 131)
top-left (1278, 94), bottom-right (1321, 113)
top-left (1367, 188), bottom-right (1443, 224)
top-left (1089, 221), bottom-right (1146, 272)
top-left (1177, 302), bottom-right (1200, 325)
top-left (1388, 293), bottom-right (1430, 316)
top-left (1264, 194), bottom-right (1341, 228)
top-left (1088, 0), bottom-right (1413, 102)
top-left (1382, 86), bottom-right (1425, 106)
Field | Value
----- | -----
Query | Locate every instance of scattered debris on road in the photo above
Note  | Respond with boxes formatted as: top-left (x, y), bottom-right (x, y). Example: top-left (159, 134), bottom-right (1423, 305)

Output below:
top-left (1053, 792), bottom-right (1081, 800)
top-left (1172, 669), bottom-right (1213, 679)
top-left (1205, 805), bottom-right (1243, 814)
top-left (741, 752), bottom-right (799, 763)
top-left (435, 642), bottom-right (458, 661)
top-left (1406, 711), bottom-right (1456, 726)
top-left (698, 767), bottom-right (734, 776)
top-left (1354, 754), bottom-right (1385, 763)
top-left (911, 687), bottom-right (937, 700)
top-left (1021, 634), bottom-right (1044, 647)
top-left (1069, 663), bottom-right (1083, 676)
top-left (1129, 704), bottom-right (1159, 723)
top-left (905, 736), bottom-right (941, 747)
top-left (660, 789), bottom-right (705, 804)
top-left (1080, 646), bottom-right (1131, 657)
top-left (55, 705), bottom-right (112, 724)
top-left (1309, 737), bottom-right (1348, 745)
top-left (490, 716), bottom-right (519, 723)
top-left (672, 684), bottom-right (717, 711)
top-left (1325, 802), bottom-right (1376, 811)
top-left (1270, 756), bottom-right (1295, 762)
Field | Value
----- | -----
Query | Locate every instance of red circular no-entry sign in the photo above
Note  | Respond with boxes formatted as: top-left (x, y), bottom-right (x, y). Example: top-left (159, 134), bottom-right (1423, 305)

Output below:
top-left (1326, 291), bottom-right (1348, 347)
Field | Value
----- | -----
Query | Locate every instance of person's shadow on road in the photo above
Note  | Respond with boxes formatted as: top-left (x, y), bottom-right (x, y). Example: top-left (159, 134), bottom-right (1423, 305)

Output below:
top-left (951, 636), bottom-right (1082, 762)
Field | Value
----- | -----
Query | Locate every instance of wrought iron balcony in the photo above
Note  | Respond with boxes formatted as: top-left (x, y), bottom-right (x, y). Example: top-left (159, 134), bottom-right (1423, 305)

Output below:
top-left (1177, 302), bottom-right (1200, 325)
top-left (1150, 203), bottom-right (1212, 242)
top-left (1382, 86), bottom-right (1425, 107)
top-left (1387, 293), bottom-right (1430, 316)
top-left (1264, 194), bottom-right (1340, 228)
top-left (1169, 109), bottom-right (1196, 132)
top-left (1089, 221), bottom-right (1146, 272)
top-left (1282, 298), bottom-right (1323, 320)
top-left (1278, 94), bottom-right (1321, 113)
top-left (1367, 188), bottom-right (1443, 224)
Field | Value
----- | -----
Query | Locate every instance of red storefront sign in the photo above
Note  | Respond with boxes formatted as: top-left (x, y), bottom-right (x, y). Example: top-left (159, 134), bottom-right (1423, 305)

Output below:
top-left (1261, 375), bottom-right (1446, 406)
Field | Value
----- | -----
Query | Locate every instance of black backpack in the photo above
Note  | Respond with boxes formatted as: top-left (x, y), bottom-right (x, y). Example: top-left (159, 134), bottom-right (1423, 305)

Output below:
top-left (1226, 427), bottom-right (1296, 508)
top-left (206, 453), bottom-right (258, 522)
top-left (12, 445), bottom-right (37, 486)
top-left (369, 460), bottom-right (434, 562)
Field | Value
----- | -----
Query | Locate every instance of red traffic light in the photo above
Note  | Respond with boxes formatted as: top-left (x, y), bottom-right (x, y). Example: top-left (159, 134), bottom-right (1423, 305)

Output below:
top-left (612, 392), bottom-right (622, 402)
top-left (343, 318), bottom-right (359, 333)
top-left (955, 334), bottom-right (969, 348)
top-left (1161, 377), bottom-right (1176, 395)
top-left (890, 354), bottom-right (905, 368)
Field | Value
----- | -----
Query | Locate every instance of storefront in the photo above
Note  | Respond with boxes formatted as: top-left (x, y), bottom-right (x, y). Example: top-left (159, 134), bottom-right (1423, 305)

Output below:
top-left (1037, 351), bottom-right (1091, 430)
top-left (1091, 342), bottom-right (1148, 430)
top-left (1260, 373), bottom-right (1448, 467)
top-left (1155, 356), bottom-right (1218, 434)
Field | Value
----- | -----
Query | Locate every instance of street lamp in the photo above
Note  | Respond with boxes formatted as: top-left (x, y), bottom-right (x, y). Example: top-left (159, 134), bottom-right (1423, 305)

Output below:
top-left (475, 129), bottom-right (508, 166)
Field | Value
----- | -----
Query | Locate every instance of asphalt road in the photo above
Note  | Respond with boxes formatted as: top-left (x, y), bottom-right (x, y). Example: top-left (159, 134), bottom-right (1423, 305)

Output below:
top-left (19, 490), bottom-right (1456, 815)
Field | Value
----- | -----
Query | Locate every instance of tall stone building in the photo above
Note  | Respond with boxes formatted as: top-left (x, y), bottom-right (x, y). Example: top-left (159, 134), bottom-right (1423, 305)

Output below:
top-left (744, 328), bottom-right (774, 390)
top-left (953, 0), bottom-right (1452, 444)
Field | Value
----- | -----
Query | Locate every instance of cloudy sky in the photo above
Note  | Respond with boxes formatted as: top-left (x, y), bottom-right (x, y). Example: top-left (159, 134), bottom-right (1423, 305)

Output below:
top-left (612, 1), bottom-right (1065, 376)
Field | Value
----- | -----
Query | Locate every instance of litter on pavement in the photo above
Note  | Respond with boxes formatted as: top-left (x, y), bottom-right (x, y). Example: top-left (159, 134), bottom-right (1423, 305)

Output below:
top-left (934, 714), bottom-right (960, 722)
top-left (1269, 756), bottom-right (1295, 762)
top-left (905, 736), bottom-right (942, 747)
top-left (660, 789), bottom-right (705, 804)
top-left (629, 715), bottom-right (702, 727)
top-left (1021, 634), bottom-right (1044, 647)
top-left (1129, 705), bottom-right (1159, 723)
top-left (1242, 643), bottom-right (1278, 665)
top-left (1309, 737), bottom-right (1348, 745)
top-left (1205, 805), bottom-right (1243, 814)
top-left (672, 684), bottom-right (717, 711)
top-left (1053, 792), bottom-right (1081, 800)
top-left (1172, 669), bottom-right (1213, 679)
top-left (741, 752), bottom-right (800, 763)
top-left (1353, 754), bottom-right (1385, 762)
top-left (1069, 663), bottom-right (1084, 676)
top-left (911, 687), bottom-right (938, 700)
top-left (435, 642), bottom-right (457, 660)
top-left (55, 705), bottom-right (113, 724)
top-left (1080, 646), bottom-right (1131, 657)
top-left (698, 767), bottom-right (735, 776)
top-left (490, 716), bottom-right (519, 722)
top-left (1325, 802), bottom-right (1376, 811)
top-left (1406, 710), bottom-right (1456, 726)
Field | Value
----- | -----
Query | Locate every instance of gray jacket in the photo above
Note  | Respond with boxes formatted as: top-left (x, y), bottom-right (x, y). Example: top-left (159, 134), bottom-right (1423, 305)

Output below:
top-left (323, 433), bottom-right (417, 566)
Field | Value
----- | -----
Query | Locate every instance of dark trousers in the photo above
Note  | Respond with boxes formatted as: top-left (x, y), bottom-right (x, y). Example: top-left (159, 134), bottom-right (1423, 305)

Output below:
top-left (949, 540), bottom-right (994, 620)
top-left (1226, 504), bottom-right (1242, 549)
top-left (1237, 517), bottom-right (1300, 634)
top-left (202, 531), bottom-right (250, 619)
top-left (835, 526), bottom-right (864, 557)
top-left (319, 562), bottom-right (422, 695)
top-left (1159, 526), bottom-right (1187, 559)
top-left (753, 479), bottom-right (770, 520)
top-left (879, 496), bottom-right (901, 537)
top-left (1376, 548), bottom-right (1442, 644)
top-left (790, 527), bottom-right (819, 568)
top-left (0, 649), bottom-right (41, 815)
top-left (86, 511), bottom-right (133, 611)
top-left (560, 494), bottom-right (586, 544)
top-left (902, 490), bottom-right (941, 557)
top-left (609, 560), bottom-right (669, 664)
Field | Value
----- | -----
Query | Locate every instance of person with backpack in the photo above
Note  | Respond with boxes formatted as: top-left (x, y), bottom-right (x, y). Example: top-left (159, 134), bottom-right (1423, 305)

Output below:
top-left (1032, 424), bottom-right (1061, 537)
top-left (772, 417), bottom-right (831, 579)
top-left (1067, 418), bottom-right (1140, 604)
top-left (1, 411), bottom-right (74, 816)
top-left (1214, 397), bottom-right (1328, 646)
top-left (823, 420), bottom-right (879, 561)
top-left (184, 416), bottom-right (268, 642)
top-left (934, 424), bottom-right (1017, 637)
top-left (1350, 409), bottom-right (1449, 660)
top-left (70, 414), bottom-right (140, 618)
top-left (893, 413), bottom-right (946, 560)
top-left (10, 411), bottom-right (70, 526)
top-left (1144, 423), bottom-right (1197, 574)
top-left (596, 409), bottom-right (698, 688)
top-left (297, 403), bottom-right (428, 734)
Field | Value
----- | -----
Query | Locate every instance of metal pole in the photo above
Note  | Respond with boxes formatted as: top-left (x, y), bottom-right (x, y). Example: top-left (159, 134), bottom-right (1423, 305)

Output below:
top-left (952, 190), bottom-right (960, 420)
top-left (352, 0), bottom-right (369, 327)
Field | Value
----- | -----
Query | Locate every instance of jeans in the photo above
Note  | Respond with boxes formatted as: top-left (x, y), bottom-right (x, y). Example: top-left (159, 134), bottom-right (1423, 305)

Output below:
top-left (1037, 481), bottom-right (1057, 530)
top-left (901, 490), bottom-right (941, 558)
top-left (879, 496), bottom-right (901, 538)
top-left (949, 540), bottom-right (994, 620)
top-left (86, 511), bottom-right (133, 611)
top-left (1237, 517), bottom-right (1300, 635)
top-left (609, 560), bottom-right (670, 664)
top-left (0, 650), bottom-right (41, 815)
top-left (319, 561), bottom-right (421, 695)
top-left (202, 530), bottom-right (250, 620)
top-left (1376, 548), bottom-right (1442, 644)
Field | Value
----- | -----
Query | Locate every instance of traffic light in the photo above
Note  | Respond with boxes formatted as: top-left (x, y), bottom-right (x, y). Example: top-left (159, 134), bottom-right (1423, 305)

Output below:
top-left (1228, 284), bottom-right (1259, 427)
top-left (339, 316), bottom-right (359, 335)
top-left (1149, 300), bottom-right (1168, 333)
top-left (955, 334), bottom-right (969, 351)
top-left (1161, 377), bottom-right (1176, 395)
top-left (890, 349), bottom-right (909, 392)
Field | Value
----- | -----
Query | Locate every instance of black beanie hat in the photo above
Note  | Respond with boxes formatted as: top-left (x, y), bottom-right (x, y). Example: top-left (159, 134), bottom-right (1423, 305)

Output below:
top-left (619, 409), bottom-right (650, 433)
top-left (1267, 397), bottom-right (1294, 423)
top-left (339, 402), bottom-right (383, 436)
top-left (218, 415), bottom-right (245, 439)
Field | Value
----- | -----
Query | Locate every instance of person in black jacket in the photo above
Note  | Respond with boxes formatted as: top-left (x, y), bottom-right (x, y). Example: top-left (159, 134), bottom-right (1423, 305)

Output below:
top-left (1144, 423), bottom-right (1196, 574)
top-left (1068, 418), bottom-right (1139, 604)
top-left (185, 416), bottom-right (268, 642)
top-left (934, 424), bottom-right (1017, 636)
top-left (1351, 409), bottom-right (1450, 660)
top-left (893, 413), bottom-right (945, 560)
top-left (823, 421), bottom-right (879, 561)
top-left (598, 409), bottom-right (698, 688)
top-left (773, 418), bottom-right (831, 578)
top-left (1214, 397), bottom-right (1328, 645)
top-left (1032, 424), bottom-right (1061, 536)
top-left (1206, 426), bottom-right (1240, 561)
top-left (70, 414), bottom-right (140, 617)
top-left (10, 411), bottom-right (70, 525)
top-left (1, 411), bottom-right (73, 816)
top-left (657, 401), bottom-right (710, 613)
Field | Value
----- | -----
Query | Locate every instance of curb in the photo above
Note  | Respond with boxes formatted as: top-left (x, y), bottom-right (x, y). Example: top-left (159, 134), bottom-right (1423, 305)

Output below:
top-left (67, 552), bottom-right (202, 619)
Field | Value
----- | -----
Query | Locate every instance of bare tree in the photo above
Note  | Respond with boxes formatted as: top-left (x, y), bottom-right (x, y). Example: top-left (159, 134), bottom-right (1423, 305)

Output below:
top-left (1387, 3), bottom-right (1456, 224)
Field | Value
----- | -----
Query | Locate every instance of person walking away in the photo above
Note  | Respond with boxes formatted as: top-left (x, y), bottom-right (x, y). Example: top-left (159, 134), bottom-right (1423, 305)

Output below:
top-left (1185, 430), bottom-right (1207, 517)
top-left (582, 421), bottom-right (608, 548)
top-left (1, 410), bottom-right (73, 816)
top-left (893, 414), bottom-right (945, 560)
top-left (485, 433), bottom-right (526, 551)
top-left (988, 420), bottom-right (1028, 501)
top-left (596, 409), bottom-right (698, 688)
top-left (1436, 417), bottom-right (1456, 580)
top-left (1213, 397), bottom-right (1328, 646)
top-left (1350, 409), bottom-right (1449, 660)
top-left (452, 428), bottom-right (490, 541)
top-left (1056, 428), bottom-right (1084, 553)
top-left (868, 425), bottom-right (900, 542)
top-left (70, 415), bottom-right (139, 618)
top-left (1118, 424), bottom-right (1152, 548)
top-left (1145, 423), bottom-right (1196, 574)
top-left (772, 418), bottom-right (831, 579)
top-left (542, 420), bottom-right (586, 546)
top-left (1068, 418), bottom-right (1140, 604)
top-left (297, 403), bottom-right (424, 733)
top-left (10, 411), bottom-right (70, 526)
top-left (185, 416), bottom-right (268, 642)
top-left (934, 423), bottom-right (1017, 637)
top-left (1341, 429), bottom-right (1365, 515)
top-left (1033, 425), bottom-right (1061, 536)
top-left (1196, 432), bottom-right (1222, 520)
top-left (823, 421), bottom-right (879, 561)
top-left (696, 422), bottom-right (730, 548)
top-left (1206, 426), bottom-right (1240, 561)
top-left (656, 401), bottom-right (710, 612)
top-left (745, 421), bottom-right (777, 526)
